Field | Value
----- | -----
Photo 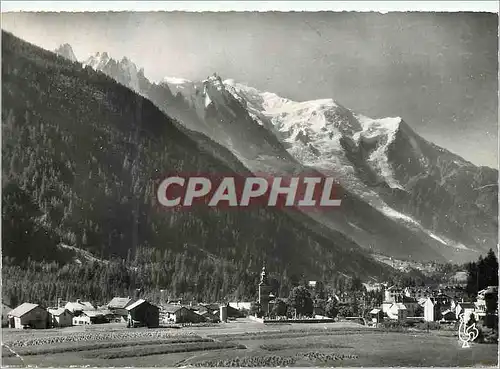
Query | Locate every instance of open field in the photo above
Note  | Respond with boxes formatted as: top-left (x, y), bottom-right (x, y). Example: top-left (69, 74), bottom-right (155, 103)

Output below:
top-left (2, 319), bottom-right (497, 367)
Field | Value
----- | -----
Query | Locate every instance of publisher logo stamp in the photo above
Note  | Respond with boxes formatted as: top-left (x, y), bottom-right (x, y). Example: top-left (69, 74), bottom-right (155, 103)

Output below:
top-left (156, 174), bottom-right (342, 210)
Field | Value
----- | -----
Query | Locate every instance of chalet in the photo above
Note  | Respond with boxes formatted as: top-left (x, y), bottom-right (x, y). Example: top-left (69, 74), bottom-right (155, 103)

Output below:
top-left (48, 308), bottom-right (73, 327)
top-left (65, 300), bottom-right (96, 315)
top-left (423, 295), bottom-right (455, 322)
top-left (386, 303), bottom-right (408, 321)
top-left (162, 304), bottom-right (205, 324)
top-left (8, 303), bottom-right (49, 329)
top-left (107, 297), bottom-right (136, 321)
top-left (474, 286), bottom-right (498, 319)
top-left (2, 303), bottom-right (12, 327)
top-left (198, 309), bottom-right (220, 323)
top-left (126, 299), bottom-right (160, 328)
top-left (73, 310), bottom-right (107, 325)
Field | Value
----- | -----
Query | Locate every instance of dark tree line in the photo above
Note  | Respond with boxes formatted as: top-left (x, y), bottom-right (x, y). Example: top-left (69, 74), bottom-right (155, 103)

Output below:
top-left (2, 247), bottom-right (262, 308)
top-left (466, 249), bottom-right (498, 297)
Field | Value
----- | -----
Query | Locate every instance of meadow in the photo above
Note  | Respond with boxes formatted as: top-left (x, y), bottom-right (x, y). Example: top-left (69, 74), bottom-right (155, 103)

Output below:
top-left (2, 320), bottom-right (497, 367)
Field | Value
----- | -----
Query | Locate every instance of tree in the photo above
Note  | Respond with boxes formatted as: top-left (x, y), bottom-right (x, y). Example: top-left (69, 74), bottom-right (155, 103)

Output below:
top-left (325, 300), bottom-right (339, 319)
top-left (466, 249), bottom-right (498, 296)
top-left (272, 298), bottom-right (287, 317)
top-left (288, 286), bottom-right (314, 317)
top-left (338, 305), bottom-right (354, 317)
top-left (314, 281), bottom-right (326, 300)
top-left (350, 277), bottom-right (364, 292)
top-left (483, 249), bottom-right (499, 287)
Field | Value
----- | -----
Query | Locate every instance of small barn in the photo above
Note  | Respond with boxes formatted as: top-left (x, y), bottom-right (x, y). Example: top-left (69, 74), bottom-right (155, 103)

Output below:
top-left (48, 308), bottom-right (73, 327)
top-left (369, 308), bottom-right (384, 324)
top-left (8, 303), bottom-right (49, 329)
top-left (126, 299), bottom-right (160, 328)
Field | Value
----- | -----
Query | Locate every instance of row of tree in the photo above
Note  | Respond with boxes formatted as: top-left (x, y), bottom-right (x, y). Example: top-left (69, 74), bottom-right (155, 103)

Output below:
top-left (249, 281), bottom-right (383, 320)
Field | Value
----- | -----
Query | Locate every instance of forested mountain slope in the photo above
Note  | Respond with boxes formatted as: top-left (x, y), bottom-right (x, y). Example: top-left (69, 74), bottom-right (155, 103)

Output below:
top-left (2, 32), bottom-right (393, 305)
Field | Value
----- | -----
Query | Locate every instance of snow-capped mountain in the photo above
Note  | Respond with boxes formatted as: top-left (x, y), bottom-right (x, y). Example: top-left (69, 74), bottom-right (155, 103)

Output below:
top-left (162, 75), bottom-right (497, 263)
top-left (60, 43), bottom-right (497, 264)
top-left (54, 43), bottom-right (77, 62)
top-left (159, 73), bottom-right (298, 172)
top-left (221, 80), bottom-right (497, 261)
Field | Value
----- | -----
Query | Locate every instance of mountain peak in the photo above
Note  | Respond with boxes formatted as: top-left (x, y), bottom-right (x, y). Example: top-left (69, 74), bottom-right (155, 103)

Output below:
top-left (54, 43), bottom-right (77, 62)
top-left (164, 76), bottom-right (192, 84)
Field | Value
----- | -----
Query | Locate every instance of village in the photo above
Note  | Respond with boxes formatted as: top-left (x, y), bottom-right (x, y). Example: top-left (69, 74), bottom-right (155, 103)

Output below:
top-left (3, 265), bottom-right (498, 332)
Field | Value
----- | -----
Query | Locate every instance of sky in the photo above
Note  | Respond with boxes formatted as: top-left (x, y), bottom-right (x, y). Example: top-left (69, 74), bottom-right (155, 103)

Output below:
top-left (1, 11), bottom-right (498, 168)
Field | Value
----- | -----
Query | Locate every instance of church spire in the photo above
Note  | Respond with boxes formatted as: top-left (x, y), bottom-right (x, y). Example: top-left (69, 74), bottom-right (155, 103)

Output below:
top-left (260, 264), bottom-right (268, 285)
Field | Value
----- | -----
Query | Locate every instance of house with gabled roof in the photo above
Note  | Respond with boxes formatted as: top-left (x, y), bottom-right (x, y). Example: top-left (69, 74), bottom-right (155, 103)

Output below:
top-left (48, 308), bottom-right (73, 327)
top-left (386, 303), bottom-right (408, 321)
top-left (161, 304), bottom-right (205, 324)
top-left (8, 303), bottom-right (49, 329)
top-left (107, 297), bottom-right (137, 321)
top-left (198, 309), bottom-right (220, 323)
top-left (72, 310), bottom-right (107, 325)
top-left (126, 299), bottom-right (160, 328)
top-left (64, 300), bottom-right (96, 315)
top-left (108, 297), bottom-right (136, 309)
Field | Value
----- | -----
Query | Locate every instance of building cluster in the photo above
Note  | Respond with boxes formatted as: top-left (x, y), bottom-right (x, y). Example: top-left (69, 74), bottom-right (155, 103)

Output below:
top-left (3, 264), bottom-right (496, 330)
top-left (3, 295), bottom-right (251, 330)
top-left (369, 285), bottom-right (498, 325)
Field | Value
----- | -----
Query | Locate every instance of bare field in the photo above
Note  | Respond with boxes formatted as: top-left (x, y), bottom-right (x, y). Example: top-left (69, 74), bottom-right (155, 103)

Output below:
top-left (2, 319), bottom-right (498, 367)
